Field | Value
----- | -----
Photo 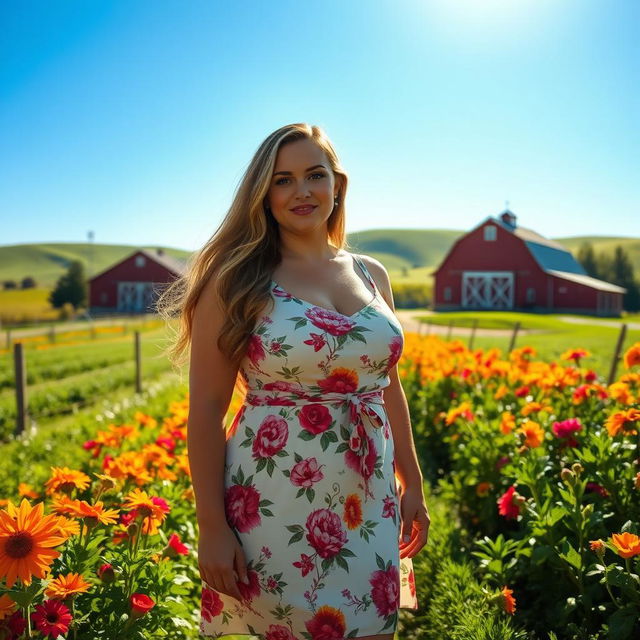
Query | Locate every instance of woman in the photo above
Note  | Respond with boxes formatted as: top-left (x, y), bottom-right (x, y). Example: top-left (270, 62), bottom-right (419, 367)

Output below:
top-left (159, 123), bottom-right (429, 639)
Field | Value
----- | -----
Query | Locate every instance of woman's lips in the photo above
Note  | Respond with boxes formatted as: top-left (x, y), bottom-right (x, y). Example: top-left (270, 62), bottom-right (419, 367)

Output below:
top-left (291, 205), bottom-right (317, 215)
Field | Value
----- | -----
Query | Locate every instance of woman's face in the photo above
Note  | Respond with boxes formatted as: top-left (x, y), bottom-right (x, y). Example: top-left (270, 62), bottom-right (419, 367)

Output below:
top-left (266, 138), bottom-right (341, 234)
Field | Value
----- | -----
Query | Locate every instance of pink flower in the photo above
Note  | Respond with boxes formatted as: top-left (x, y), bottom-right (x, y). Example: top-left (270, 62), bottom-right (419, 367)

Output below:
top-left (262, 380), bottom-right (307, 396)
top-left (298, 404), bottom-right (332, 434)
top-left (201, 586), bottom-right (224, 621)
top-left (293, 553), bottom-right (315, 577)
top-left (290, 457), bottom-right (324, 488)
top-left (237, 569), bottom-right (261, 602)
top-left (252, 415), bottom-right (289, 458)
top-left (225, 484), bottom-right (261, 533)
top-left (247, 334), bottom-right (266, 366)
top-left (369, 565), bottom-right (399, 617)
top-left (265, 624), bottom-right (297, 640)
top-left (305, 508), bottom-right (348, 558)
top-left (344, 423), bottom-right (377, 478)
top-left (382, 495), bottom-right (396, 519)
top-left (497, 485), bottom-right (521, 520)
top-left (552, 418), bottom-right (582, 439)
top-left (305, 307), bottom-right (356, 336)
top-left (387, 335), bottom-right (404, 370)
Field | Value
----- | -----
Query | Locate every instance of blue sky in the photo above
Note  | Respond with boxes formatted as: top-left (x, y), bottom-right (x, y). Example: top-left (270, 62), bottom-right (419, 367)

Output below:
top-left (1, 0), bottom-right (638, 251)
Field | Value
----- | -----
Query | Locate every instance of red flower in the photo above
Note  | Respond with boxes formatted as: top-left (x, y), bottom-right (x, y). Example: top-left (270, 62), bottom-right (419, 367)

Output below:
top-left (304, 332), bottom-right (327, 352)
top-left (298, 404), bottom-right (332, 434)
top-left (497, 485), bottom-right (521, 520)
top-left (408, 567), bottom-right (416, 598)
top-left (344, 423), bottom-right (378, 478)
top-left (317, 368), bottom-right (359, 394)
top-left (387, 335), bottom-right (404, 370)
top-left (30, 600), bottom-right (72, 638)
top-left (237, 569), bottom-right (261, 602)
top-left (129, 593), bottom-right (155, 619)
top-left (552, 418), bottom-right (582, 439)
top-left (305, 508), bottom-right (347, 558)
top-left (585, 482), bottom-right (609, 497)
top-left (265, 624), bottom-right (297, 640)
top-left (293, 553), bottom-right (315, 577)
top-left (382, 495), bottom-right (396, 519)
top-left (201, 585), bottom-right (224, 621)
top-left (514, 385), bottom-right (530, 398)
top-left (166, 532), bottom-right (189, 556)
top-left (305, 307), bottom-right (356, 336)
top-left (252, 415), bottom-right (289, 458)
top-left (369, 564), bottom-right (400, 617)
top-left (225, 484), bottom-right (262, 533)
top-left (290, 457), bottom-right (324, 488)
top-left (304, 605), bottom-right (346, 640)
top-left (247, 334), bottom-right (266, 366)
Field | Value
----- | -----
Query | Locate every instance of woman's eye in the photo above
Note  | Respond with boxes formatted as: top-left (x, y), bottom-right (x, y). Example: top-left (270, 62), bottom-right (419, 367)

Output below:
top-left (274, 173), bottom-right (325, 186)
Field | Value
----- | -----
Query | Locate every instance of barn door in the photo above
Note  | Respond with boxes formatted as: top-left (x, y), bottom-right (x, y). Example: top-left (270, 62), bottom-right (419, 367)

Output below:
top-left (462, 272), bottom-right (514, 309)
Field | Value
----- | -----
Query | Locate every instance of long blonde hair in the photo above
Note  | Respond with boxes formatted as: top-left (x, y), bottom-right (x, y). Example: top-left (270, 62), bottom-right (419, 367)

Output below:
top-left (156, 123), bottom-right (351, 394)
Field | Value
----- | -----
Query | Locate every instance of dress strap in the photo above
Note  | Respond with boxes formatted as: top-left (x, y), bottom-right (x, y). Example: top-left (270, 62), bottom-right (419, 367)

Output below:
top-left (351, 253), bottom-right (378, 293)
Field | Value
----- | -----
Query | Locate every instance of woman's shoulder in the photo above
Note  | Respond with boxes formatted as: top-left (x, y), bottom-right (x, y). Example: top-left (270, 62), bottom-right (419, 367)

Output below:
top-left (350, 252), bottom-right (392, 304)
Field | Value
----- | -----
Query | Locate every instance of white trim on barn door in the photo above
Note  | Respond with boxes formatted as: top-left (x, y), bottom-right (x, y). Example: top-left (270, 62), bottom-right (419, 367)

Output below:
top-left (462, 271), bottom-right (514, 309)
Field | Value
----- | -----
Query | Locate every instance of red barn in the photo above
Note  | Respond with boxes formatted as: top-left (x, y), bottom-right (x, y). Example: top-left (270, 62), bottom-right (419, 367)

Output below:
top-left (433, 210), bottom-right (626, 316)
top-left (88, 248), bottom-right (186, 314)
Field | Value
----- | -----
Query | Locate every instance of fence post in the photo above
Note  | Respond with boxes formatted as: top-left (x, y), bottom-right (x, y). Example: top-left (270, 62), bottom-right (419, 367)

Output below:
top-left (14, 342), bottom-right (27, 437)
top-left (607, 323), bottom-right (627, 386)
top-left (49, 324), bottom-right (55, 343)
top-left (468, 318), bottom-right (478, 350)
top-left (508, 321), bottom-right (521, 353)
top-left (134, 331), bottom-right (142, 393)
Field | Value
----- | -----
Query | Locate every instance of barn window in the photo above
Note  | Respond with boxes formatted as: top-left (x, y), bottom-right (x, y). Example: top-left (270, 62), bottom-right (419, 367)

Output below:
top-left (135, 255), bottom-right (146, 267)
top-left (444, 286), bottom-right (452, 301)
top-left (526, 287), bottom-right (535, 303)
top-left (483, 225), bottom-right (497, 241)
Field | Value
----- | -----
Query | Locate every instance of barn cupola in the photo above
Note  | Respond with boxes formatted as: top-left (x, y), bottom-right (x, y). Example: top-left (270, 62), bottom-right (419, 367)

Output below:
top-left (500, 209), bottom-right (517, 229)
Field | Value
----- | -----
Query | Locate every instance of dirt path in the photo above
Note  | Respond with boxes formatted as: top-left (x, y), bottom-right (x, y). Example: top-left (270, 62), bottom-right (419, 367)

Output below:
top-left (393, 310), bottom-right (540, 337)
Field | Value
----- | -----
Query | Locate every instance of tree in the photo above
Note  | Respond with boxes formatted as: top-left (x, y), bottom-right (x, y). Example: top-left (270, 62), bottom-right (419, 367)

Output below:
top-left (577, 242), bottom-right (599, 278)
top-left (608, 245), bottom-right (640, 311)
top-left (48, 260), bottom-right (87, 311)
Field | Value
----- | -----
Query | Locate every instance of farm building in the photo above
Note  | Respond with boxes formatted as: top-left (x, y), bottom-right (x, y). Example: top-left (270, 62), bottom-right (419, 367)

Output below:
top-left (88, 248), bottom-right (186, 314)
top-left (432, 210), bottom-right (626, 316)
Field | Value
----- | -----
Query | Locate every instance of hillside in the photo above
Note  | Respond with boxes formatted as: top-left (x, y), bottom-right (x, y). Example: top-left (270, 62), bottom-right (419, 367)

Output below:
top-left (1, 231), bottom-right (639, 289)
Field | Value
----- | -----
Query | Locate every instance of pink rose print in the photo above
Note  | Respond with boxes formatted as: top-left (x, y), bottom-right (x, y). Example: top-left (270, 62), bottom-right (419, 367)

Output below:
top-left (305, 307), bottom-right (356, 336)
top-left (369, 564), bottom-right (399, 617)
top-left (387, 335), bottom-right (403, 370)
top-left (247, 334), bottom-right (266, 366)
top-left (304, 332), bottom-right (327, 352)
top-left (252, 415), bottom-right (289, 458)
top-left (265, 624), bottom-right (297, 640)
top-left (263, 381), bottom-right (307, 396)
top-left (298, 404), bottom-right (332, 434)
top-left (225, 484), bottom-right (261, 533)
top-left (382, 495), bottom-right (396, 519)
top-left (237, 568), bottom-right (261, 602)
top-left (293, 553), bottom-right (315, 577)
top-left (290, 457), bottom-right (324, 488)
top-left (201, 586), bottom-right (224, 622)
top-left (305, 508), bottom-right (348, 558)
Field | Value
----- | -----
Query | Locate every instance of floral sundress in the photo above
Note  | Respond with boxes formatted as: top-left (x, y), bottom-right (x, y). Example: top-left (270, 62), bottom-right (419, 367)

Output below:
top-left (200, 252), bottom-right (419, 639)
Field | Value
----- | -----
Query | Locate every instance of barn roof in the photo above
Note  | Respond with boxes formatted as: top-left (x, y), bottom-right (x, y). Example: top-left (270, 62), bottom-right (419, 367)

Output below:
top-left (88, 248), bottom-right (188, 281)
top-left (547, 269), bottom-right (627, 293)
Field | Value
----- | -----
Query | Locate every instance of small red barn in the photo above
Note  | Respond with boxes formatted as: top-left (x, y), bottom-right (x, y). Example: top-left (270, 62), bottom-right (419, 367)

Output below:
top-left (88, 248), bottom-right (186, 314)
top-left (433, 211), bottom-right (626, 316)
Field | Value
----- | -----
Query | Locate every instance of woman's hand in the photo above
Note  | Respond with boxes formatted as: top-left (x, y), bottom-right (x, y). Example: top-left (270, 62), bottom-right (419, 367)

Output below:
top-left (398, 484), bottom-right (430, 559)
top-left (198, 524), bottom-right (249, 602)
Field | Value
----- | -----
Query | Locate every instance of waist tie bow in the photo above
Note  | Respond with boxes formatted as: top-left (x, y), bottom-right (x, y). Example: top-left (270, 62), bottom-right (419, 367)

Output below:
top-left (240, 387), bottom-right (388, 500)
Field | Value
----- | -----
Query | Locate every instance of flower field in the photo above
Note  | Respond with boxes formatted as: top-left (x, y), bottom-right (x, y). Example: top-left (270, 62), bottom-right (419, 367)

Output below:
top-left (0, 334), bottom-right (639, 638)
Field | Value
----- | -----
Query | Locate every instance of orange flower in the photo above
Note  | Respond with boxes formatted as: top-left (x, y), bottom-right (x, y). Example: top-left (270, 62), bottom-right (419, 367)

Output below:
top-left (500, 412), bottom-right (516, 435)
top-left (0, 499), bottom-right (68, 588)
top-left (520, 402), bottom-right (552, 417)
top-left (605, 408), bottom-right (640, 437)
top-left (343, 494), bottom-right (363, 530)
top-left (44, 467), bottom-right (92, 496)
top-left (607, 382), bottom-right (635, 405)
top-left (623, 342), bottom-right (640, 370)
top-left (44, 572), bottom-right (92, 600)
top-left (501, 586), bottom-right (516, 614)
top-left (476, 482), bottom-right (492, 497)
top-left (561, 348), bottom-right (591, 362)
top-left (589, 539), bottom-right (605, 554)
top-left (18, 483), bottom-right (40, 499)
top-left (494, 384), bottom-right (509, 400)
top-left (65, 499), bottom-right (120, 527)
top-left (610, 532), bottom-right (640, 558)
top-left (0, 593), bottom-right (17, 621)
top-left (519, 421), bottom-right (544, 448)
top-left (445, 402), bottom-right (474, 426)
